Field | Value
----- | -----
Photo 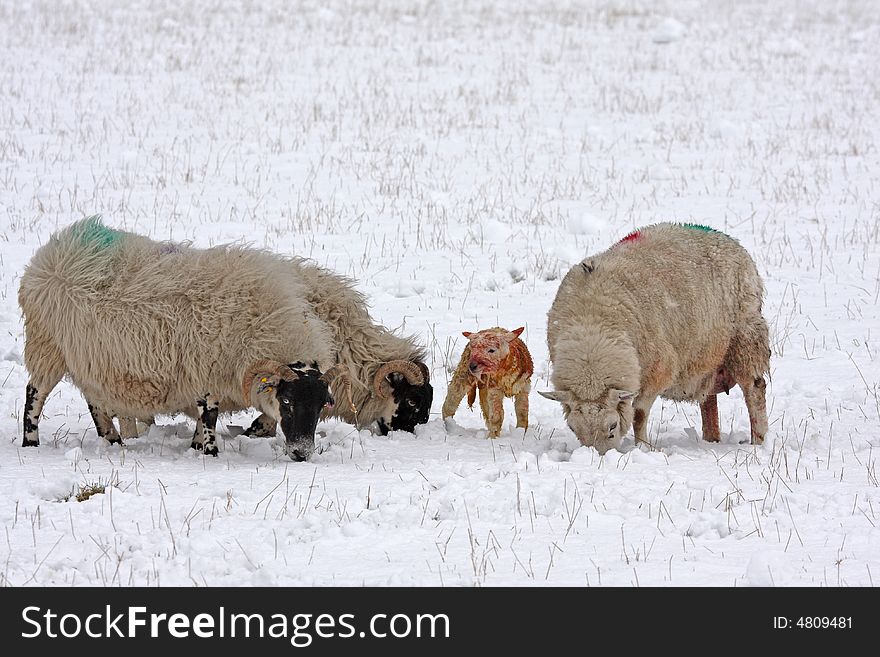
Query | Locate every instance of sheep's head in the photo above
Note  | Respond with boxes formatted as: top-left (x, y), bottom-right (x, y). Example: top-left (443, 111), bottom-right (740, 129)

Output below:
top-left (244, 360), bottom-right (334, 462)
top-left (539, 388), bottom-right (635, 454)
top-left (373, 360), bottom-right (432, 435)
top-left (463, 327), bottom-right (524, 381)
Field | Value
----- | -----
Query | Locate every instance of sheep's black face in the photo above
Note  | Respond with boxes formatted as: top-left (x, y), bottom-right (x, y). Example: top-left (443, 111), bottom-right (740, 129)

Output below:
top-left (277, 363), bottom-right (333, 461)
top-left (377, 377), bottom-right (433, 435)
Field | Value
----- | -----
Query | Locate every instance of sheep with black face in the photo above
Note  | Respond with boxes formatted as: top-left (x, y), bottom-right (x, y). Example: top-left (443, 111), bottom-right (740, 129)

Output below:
top-left (241, 258), bottom-right (433, 438)
top-left (18, 216), bottom-right (335, 460)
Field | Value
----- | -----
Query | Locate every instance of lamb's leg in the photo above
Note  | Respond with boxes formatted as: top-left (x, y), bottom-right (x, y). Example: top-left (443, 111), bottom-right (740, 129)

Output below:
top-left (242, 413), bottom-right (277, 437)
top-left (632, 394), bottom-right (657, 446)
top-left (514, 385), bottom-right (529, 431)
top-left (87, 403), bottom-right (122, 445)
top-left (740, 376), bottom-right (768, 445)
top-left (441, 371), bottom-right (472, 420)
top-left (700, 394), bottom-right (721, 442)
top-left (485, 387), bottom-right (504, 438)
top-left (193, 395), bottom-right (220, 456)
top-left (23, 380), bottom-right (59, 447)
top-left (477, 385), bottom-right (490, 430)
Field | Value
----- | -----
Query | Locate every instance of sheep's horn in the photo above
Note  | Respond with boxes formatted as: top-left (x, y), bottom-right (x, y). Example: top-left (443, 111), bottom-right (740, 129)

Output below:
top-left (373, 360), bottom-right (426, 399)
top-left (416, 361), bottom-right (430, 384)
top-left (323, 364), bottom-right (358, 415)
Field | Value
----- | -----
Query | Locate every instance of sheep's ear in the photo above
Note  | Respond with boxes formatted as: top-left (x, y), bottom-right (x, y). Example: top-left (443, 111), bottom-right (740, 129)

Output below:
top-left (505, 327), bottom-right (525, 341)
top-left (246, 371), bottom-right (281, 408)
top-left (462, 331), bottom-right (474, 339)
top-left (539, 390), bottom-right (571, 403)
top-left (613, 389), bottom-right (635, 402)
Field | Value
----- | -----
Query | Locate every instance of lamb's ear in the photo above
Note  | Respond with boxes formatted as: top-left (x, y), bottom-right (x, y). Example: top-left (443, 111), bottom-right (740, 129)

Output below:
top-left (539, 390), bottom-right (572, 403)
top-left (505, 327), bottom-right (525, 341)
top-left (612, 389), bottom-right (635, 402)
top-left (462, 331), bottom-right (474, 339)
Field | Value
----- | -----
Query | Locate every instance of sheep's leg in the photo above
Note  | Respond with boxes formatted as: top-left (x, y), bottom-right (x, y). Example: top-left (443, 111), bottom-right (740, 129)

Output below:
top-left (119, 417), bottom-right (139, 441)
top-left (441, 372), bottom-right (472, 420)
top-left (87, 403), bottom-right (122, 445)
top-left (23, 381), bottom-right (59, 447)
top-left (632, 394), bottom-right (656, 446)
top-left (700, 394), bottom-right (721, 442)
top-left (22, 331), bottom-right (65, 447)
top-left (514, 388), bottom-right (529, 431)
top-left (740, 376), bottom-right (768, 445)
top-left (191, 418), bottom-right (204, 448)
top-left (243, 413), bottom-right (277, 437)
top-left (485, 387), bottom-right (504, 438)
top-left (193, 395), bottom-right (220, 456)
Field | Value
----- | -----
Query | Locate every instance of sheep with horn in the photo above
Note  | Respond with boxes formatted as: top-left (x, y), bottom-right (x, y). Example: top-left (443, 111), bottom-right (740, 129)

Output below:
top-left (241, 259), bottom-right (433, 437)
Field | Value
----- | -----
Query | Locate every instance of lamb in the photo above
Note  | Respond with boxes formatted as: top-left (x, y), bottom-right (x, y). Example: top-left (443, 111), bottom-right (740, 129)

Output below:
top-left (19, 216), bottom-right (335, 461)
top-left (442, 327), bottom-right (533, 438)
top-left (241, 257), bottom-right (433, 437)
top-left (540, 223), bottom-right (770, 454)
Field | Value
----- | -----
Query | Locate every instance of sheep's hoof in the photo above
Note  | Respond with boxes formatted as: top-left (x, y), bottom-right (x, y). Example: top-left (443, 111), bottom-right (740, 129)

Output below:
top-left (190, 441), bottom-right (204, 451)
top-left (22, 438), bottom-right (39, 447)
top-left (243, 425), bottom-right (275, 438)
top-left (242, 428), bottom-right (261, 437)
top-left (106, 437), bottom-right (123, 445)
top-left (203, 444), bottom-right (219, 457)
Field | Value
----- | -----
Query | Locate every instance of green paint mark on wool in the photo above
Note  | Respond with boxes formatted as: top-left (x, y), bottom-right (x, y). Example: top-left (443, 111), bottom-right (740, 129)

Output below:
top-left (677, 222), bottom-right (737, 241)
top-left (680, 223), bottom-right (719, 233)
top-left (75, 215), bottom-right (121, 248)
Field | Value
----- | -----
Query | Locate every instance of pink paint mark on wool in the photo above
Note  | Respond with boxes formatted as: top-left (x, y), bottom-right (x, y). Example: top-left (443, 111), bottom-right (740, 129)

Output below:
top-left (616, 230), bottom-right (641, 246)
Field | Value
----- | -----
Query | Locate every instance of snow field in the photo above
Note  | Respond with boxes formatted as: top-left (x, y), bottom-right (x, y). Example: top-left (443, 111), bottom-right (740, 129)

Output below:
top-left (0, 0), bottom-right (878, 585)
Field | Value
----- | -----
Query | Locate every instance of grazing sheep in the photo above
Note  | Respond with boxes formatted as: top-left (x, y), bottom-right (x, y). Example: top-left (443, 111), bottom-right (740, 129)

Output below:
top-left (540, 223), bottom-right (770, 454)
top-left (242, 258), bottom-right (433, 437)
top-left (442, 327), bottom-right (533, 438)
top-left (19, 216), bottom-right (335, 460)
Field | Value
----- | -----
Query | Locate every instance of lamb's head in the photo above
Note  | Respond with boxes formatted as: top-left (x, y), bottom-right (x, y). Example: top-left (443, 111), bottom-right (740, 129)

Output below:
top-left (463, 327), bottom-right (524, 381)
top-left (244, 360), bottom-right (334, 461)
top-left (539, 388), bottom-right (634, 454)
top-left (373, 360), bottom-right (432, 434)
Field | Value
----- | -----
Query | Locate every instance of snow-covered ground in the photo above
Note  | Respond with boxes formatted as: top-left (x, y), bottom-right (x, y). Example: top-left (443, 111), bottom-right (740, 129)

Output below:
top-left (1, 0), bottom-right (878, 586)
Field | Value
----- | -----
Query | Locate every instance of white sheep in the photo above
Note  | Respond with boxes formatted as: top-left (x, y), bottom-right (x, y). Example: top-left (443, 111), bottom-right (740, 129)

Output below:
top-left (540, 223), bottom-right (770, 454)
top-left (19, 216), bottom-right (335, 460)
